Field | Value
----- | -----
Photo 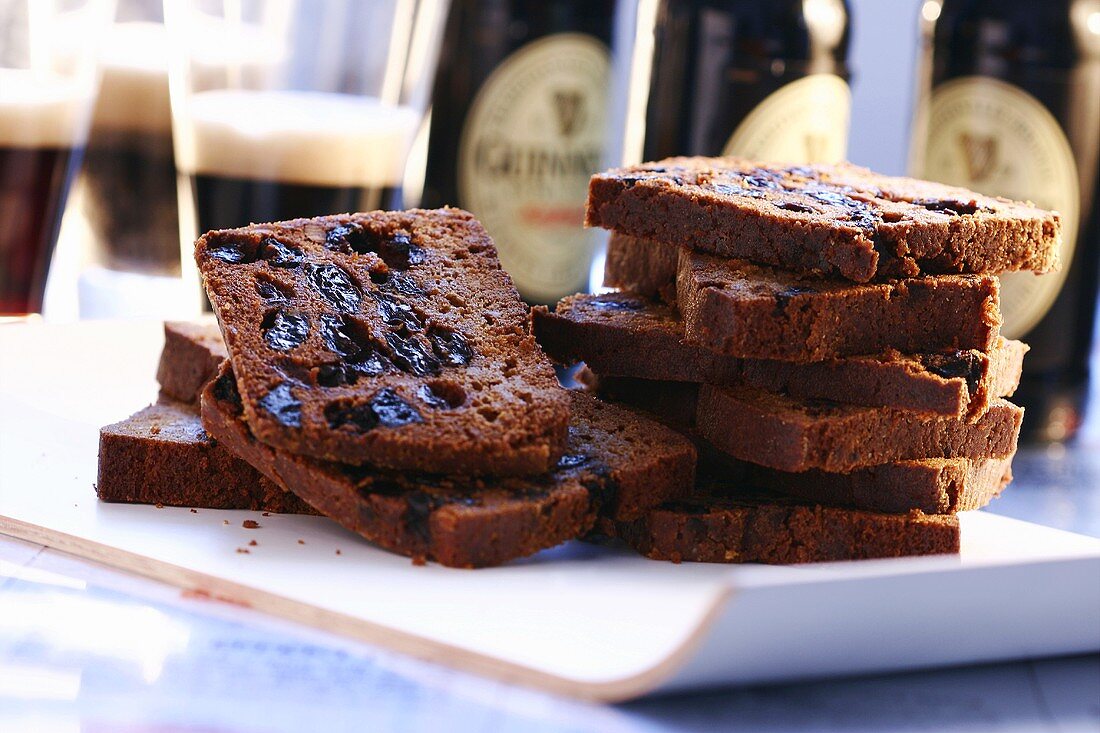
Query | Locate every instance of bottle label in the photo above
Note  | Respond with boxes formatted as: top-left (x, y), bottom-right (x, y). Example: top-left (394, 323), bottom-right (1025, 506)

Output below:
top-left (916, 76), bottom-right (1080, 339)
top-left (458, 33), bottom-right (610, 302)
top-left (722, 74), bottom-right (851, 164)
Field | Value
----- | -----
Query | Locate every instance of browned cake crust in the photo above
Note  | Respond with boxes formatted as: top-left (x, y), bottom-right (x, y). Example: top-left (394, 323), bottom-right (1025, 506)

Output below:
top-left (195, 208), bottom-right (569, 476)
top-left (611, 491), bottom-right (960, 564)
top-left (676, 248), bottom-right (1001, 361)
top-left (534, 291), bottom-right (1026, 420)
top-left (603, 232), bottom-right (678, 300)
top-left (697, 385), bottom-right (1023, 473)
top-left (156, 319), bottom-right (227, 404)
top-left (200, 365), bottom-right (696, 567)
top-left (587, 374), bottom-right (1011, 514)
top-left (97, 400), bottom-right (315, 514)
top-left (586, 157), bottom-right (1060, 283)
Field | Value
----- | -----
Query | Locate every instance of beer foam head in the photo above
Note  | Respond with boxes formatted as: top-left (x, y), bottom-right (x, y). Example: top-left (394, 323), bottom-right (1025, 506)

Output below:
top-left (91, 22), bottom-right (172, 133)
top-left (0, 69), bottom-right (91, 147)
top-left (178, 90), bottom-right (420, 187)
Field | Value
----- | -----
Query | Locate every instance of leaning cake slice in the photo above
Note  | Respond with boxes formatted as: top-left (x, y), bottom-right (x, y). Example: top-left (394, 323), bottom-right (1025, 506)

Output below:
top-left (194, 208), bottom-right (570, 476)
top-left (156, 319), bottom-right (227, 404)
top-left (200, 364), bottom-right (697, 567)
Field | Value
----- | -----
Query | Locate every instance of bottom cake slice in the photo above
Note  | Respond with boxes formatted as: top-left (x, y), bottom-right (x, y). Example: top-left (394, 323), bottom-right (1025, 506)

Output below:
top-left (200, 363), bottom-right (696, 568)
top-left (611, 490), bottom-right (960, 564)
top-left (97, 400), bottom-right (316, 514)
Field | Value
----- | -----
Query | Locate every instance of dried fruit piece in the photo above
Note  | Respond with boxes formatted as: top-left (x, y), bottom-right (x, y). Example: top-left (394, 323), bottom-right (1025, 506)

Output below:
top-left (372, 291), bottom-right (423, 333)
top-left (386, 332), bottom-right (441, 376)
top-left (261, 310), bottom-right (310, 351)
top-left (370, 388), bottom-right (422, 427)
top-left (305, 263), bottom-right (361, 313)
top-left (207, 239), bottom-right (250, 264)
top-left (428, 327), bottom-right (473, 366)
top-left (258, 383), bottom-right (301, 427)
top-left (256, 279), bottom-right (290, 302)
top-left (258, 238), bottom-right (304, 268)
top-left (325, 388), bottom-right (422, 431)
top-left (324, 223), bottom-right (425, 269)
top-left (319, 314), bottom-right (361, 357)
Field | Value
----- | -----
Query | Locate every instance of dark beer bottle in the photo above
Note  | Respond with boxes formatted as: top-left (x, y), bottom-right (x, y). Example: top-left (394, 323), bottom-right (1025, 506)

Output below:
top-left (910, 0), bottom-right (1100, 441)
top-left (638, 0), bottom-right (851, 163)
top-left (420, 0), bottom-right (616, 304)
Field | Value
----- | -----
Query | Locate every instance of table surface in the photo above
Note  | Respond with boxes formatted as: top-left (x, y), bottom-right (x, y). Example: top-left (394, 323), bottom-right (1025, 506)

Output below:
top-left (2, 350), bottom-right (1099, 733)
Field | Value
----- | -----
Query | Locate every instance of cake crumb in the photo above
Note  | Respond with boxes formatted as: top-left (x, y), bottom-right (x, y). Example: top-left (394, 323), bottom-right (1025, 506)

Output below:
top-left (335, 549), bottom-right (342, 555)
top-left (297, 539), bottom-right (305, 545)
top-left (236, 547), bottom-right (250, 554)
top-left (190, 509), bottom-right (198, 514)
top-left (223, 520), bottom-right (229, 525)
top-left (262, 512), bottom-right (271, 517)
top-left (155, 503), bottom-right (164, 509)
top-left (248, 539), bottom-right (258, 547)
top-left (242, 520), bottom-right (261, 529)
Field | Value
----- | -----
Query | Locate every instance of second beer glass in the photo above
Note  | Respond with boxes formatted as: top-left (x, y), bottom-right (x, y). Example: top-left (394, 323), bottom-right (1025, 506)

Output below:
top-left (166, 0), bottom-right (443, 300)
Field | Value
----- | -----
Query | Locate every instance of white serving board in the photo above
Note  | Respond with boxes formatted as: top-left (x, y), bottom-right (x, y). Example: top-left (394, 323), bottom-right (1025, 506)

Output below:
top-left (1, 321), bottom-right (1098, 701)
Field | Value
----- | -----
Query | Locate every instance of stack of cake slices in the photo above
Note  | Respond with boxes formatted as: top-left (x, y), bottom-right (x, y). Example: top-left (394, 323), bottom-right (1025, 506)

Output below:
top-left (97, 209), bottom-right (698, 568)
top-left (533, 156), bottom-right (1060, 563)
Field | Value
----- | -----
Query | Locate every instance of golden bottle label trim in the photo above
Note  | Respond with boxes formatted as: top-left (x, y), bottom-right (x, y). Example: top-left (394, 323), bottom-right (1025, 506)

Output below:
top-left (458, 33), bottom-right (610, 302)
top-left (916, 76), bottom-right (1080, 339)
top-left (722, 73), bottom-right (851, 164)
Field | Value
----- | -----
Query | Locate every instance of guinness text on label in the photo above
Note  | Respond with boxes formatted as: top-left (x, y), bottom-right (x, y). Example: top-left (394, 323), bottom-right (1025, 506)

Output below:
top-left (458, 34), bottom-right (610, 304)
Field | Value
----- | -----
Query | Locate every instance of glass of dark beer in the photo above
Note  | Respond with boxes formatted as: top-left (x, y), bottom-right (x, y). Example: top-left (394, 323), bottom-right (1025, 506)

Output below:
top-left (165, 0), bottom-right (444, 303)
top-left (78, 6), bottom-right (179, 277)
top-left (0, 0), bottom-right (115, 316)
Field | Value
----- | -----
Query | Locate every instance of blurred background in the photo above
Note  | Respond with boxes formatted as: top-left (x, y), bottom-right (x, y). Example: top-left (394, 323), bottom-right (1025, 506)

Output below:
top-left (35, 0), bottom-right (955, 321)
top-left (1, 0), bottom-right (1096, 442)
